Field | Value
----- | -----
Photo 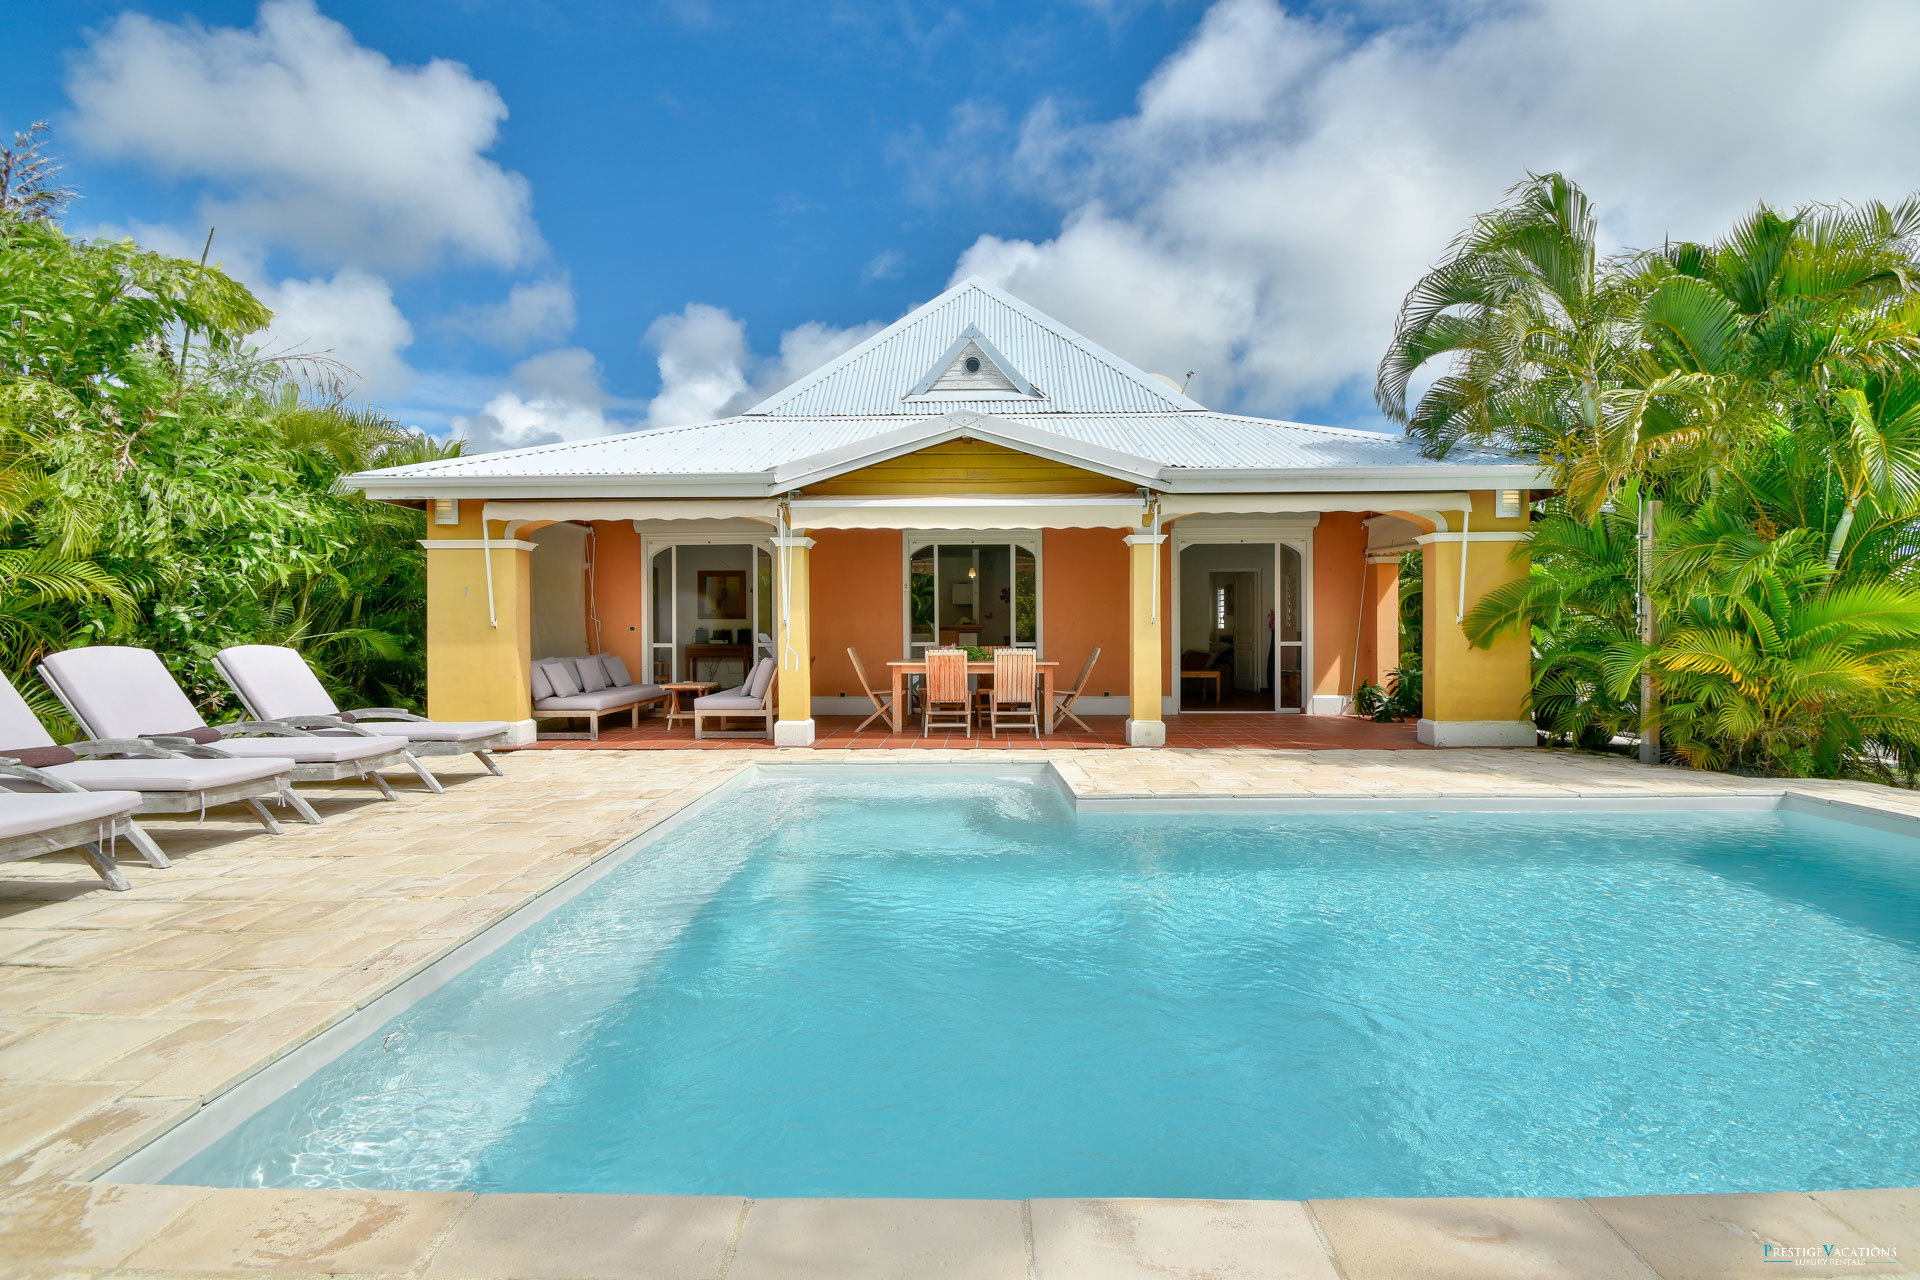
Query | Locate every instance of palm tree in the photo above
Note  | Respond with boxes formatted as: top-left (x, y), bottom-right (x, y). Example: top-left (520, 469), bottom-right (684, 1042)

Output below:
top-left (1611, 525), bottom-right (1920, 777)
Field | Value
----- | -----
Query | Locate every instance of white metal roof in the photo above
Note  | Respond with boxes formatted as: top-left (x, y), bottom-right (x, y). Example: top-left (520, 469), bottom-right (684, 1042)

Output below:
top-left (348, 278), bottom-right (1548, 500)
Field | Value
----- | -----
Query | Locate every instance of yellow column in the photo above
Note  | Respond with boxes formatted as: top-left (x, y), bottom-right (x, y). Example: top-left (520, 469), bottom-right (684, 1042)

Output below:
top-left (424, 501), bottom-right (535, 743)
top-left (772, 532), bottom-right (815, 747)
top-left (1123, 529), bottom-right (1167, 747)
top-left (1418, 490), bottom-right (1532, 747)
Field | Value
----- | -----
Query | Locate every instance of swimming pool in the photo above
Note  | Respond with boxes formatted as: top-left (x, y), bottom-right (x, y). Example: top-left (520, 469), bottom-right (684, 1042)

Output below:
top-left (146, 770), bottom-right (1920, 1199)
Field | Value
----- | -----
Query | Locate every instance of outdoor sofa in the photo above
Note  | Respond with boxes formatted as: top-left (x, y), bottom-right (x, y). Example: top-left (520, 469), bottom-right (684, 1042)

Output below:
top-left (532, 654), bottom-right (666, 740)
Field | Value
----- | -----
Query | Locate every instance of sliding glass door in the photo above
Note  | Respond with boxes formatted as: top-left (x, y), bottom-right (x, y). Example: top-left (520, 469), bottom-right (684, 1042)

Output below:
top-left (905, 536), bottom-right (1038, 656)
top-left (646, 542), bottom-right (774, 684)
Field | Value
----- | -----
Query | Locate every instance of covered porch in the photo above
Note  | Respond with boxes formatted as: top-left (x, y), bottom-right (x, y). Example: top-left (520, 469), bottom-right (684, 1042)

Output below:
top-left (415, 479), bottom-right (1533, 750)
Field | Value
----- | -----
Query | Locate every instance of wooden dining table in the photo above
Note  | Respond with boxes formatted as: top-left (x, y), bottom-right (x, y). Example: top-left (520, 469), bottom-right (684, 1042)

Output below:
top-left (886, 659), bottom-right (1059, 734)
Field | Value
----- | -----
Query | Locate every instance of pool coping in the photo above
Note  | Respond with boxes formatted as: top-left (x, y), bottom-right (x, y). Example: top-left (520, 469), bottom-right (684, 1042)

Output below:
top-left (6, 750), bottom-right (1915, 1278)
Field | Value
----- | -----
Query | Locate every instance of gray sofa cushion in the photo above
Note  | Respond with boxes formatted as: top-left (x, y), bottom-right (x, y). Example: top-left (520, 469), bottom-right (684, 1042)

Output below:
top-left (747, 656), bottom-right (776, 701)
top-left (694, 692), bottom-right (766, 711)
top-left (530, 663), bottom-right (553, 701)
top-left (535, 689), bottom-right (647, 713)
top-left (600, 654), bottom-right (633, 687)
top-left (569, 656), bottom-right (610, 693)
top-left (535, 660), bottom-right (579, 698)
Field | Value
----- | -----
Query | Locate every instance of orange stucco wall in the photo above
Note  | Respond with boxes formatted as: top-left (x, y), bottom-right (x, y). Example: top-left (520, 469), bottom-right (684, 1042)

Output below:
top-left (1365, 560), bottom-right (1400, 685)
top-left (1311, 511), bottom-right (1368, 699)
top-left (809, 529), bottom-right (904, 697)
top-left (1042, 528), bottom-right (1131, 698)
top-left (588, 521), bottom-right (649, 678)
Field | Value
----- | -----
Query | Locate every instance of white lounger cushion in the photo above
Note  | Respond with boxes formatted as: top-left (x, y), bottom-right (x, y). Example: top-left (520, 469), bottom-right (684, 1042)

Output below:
top-left (33, 758), bottom-right (291, 792)
top-left (0, 673), bottom-right (58, 750)
top-left (39, 647), bottom-right (208, 739)
top-left (202, 735), bottom-right (407, 765)
top-left (0, 791), bottom-right (139, 839)
top-left (343, 719), bottom-right (509, 743)
top-left (215, 645), bottom-right (339, 719)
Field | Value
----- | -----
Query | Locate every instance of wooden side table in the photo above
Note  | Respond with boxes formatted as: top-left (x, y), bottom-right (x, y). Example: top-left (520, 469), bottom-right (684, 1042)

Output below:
top-left (662, 681), bottom-right (717, 732)
top-left (1180, 669), bottom-right (1222, 703)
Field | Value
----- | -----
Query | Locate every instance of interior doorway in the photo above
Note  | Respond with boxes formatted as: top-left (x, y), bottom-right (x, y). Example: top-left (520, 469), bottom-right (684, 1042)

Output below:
top-left (646, 541), bottom-right (774, 687)
top-left (1177, 541), bottom-right (1303, 711)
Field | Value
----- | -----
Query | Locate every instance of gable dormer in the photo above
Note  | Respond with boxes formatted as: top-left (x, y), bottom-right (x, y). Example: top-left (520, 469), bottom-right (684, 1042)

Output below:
top-left (906, 326), bottom-right (1038, 400)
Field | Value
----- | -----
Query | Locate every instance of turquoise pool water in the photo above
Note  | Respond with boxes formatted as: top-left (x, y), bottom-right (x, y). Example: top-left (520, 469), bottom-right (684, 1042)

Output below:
top-left (166, 773), bottom-right (1920, 1198)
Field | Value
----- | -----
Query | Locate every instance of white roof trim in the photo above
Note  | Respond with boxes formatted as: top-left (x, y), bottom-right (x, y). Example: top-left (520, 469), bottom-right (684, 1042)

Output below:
top-left (1159, 492), bottom-right (1473, 518)
top-left (904, 324), bottom-right (1039, 398)
top-left (789, 495), bottom-right (1144, 531)
top-left (481, 498), bottom-right (779, 526)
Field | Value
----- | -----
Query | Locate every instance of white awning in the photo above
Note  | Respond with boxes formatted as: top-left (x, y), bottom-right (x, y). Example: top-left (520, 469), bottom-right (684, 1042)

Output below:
top-left (482, 498), bottom-right (780, 528)
top-left (1157, 492), bottom-right (1473, 518)
top-left (786, 496), bottom-right (1147, 531)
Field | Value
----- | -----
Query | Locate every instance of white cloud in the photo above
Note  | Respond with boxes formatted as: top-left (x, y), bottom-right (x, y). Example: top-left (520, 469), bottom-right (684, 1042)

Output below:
top-left (453, 348), bottom-right (616, 452)
top-left (445, 277), bottom-right (577, 350)
top-left (258, 268), bottom-right (414, 398)
top-left (949, 0), bottom-right (1920, 416)
top-left (66, 0), bottom-right (538, 272)
top-left (642, 305), bottom-right (881, 428)
top-left (862, 249), bottom-right (906, 283)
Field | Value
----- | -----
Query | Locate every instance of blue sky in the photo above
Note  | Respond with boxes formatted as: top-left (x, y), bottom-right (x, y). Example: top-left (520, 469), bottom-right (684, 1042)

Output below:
top-left (11, 1), bottom-right (1920, 450)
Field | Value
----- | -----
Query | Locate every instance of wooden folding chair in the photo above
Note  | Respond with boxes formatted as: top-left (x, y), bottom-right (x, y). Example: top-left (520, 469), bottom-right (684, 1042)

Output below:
top-left (1053, 646), bottom-right (1101, 734)
top-left (988, 648), bottom-right (1039, 737)
top-left (846, 647), bottom-right (894, 733)
top-left (922, 648), bottom-right (972, 738)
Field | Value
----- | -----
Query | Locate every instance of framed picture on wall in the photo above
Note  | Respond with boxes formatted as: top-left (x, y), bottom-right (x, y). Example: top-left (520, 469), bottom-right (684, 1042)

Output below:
top-left (697, 570), bottom-right (747, 620)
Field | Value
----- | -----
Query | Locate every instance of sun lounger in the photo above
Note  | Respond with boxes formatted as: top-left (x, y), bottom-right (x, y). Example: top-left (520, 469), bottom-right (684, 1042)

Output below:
top-left (38, 646), bottom-right (419, 820)
top-left (532, 655), bottom-right (667, 740)
top-left (213, 645), bottom-right (508, 791)
top-left (0, 673), bottom-right (298, 865)
top-left (0, 767), bottom-right (143, 891)
top-left (693, 656), bottom-right (777, 740)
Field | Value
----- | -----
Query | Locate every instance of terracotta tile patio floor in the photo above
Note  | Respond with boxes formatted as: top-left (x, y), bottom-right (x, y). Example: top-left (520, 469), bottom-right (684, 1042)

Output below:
top-left (0, 748), bottom-right (1914, 1277)
top-left (524, 712), bottom-right (1428, 751)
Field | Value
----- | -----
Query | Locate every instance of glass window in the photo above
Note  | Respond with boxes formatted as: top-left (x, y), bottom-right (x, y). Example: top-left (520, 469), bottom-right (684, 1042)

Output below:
top-left (1279, 546), bottom-right (1302, 644)
top-left (909, 545), bottom-right (936, 648)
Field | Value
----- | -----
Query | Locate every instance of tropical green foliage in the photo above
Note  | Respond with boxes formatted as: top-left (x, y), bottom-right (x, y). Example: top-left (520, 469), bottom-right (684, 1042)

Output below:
top-left (1, 128), bottom-right (454, 734)
top-left (1385, 173), bottom-right (1920, 779)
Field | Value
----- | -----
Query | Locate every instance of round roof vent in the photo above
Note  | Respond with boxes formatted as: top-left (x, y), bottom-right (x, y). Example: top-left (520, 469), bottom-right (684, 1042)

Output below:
top-left (964, 356), bottom-right (982, 373)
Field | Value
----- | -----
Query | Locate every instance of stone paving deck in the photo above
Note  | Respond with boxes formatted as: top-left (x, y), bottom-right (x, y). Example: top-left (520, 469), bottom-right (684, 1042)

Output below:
top-left (0, 747), bottom-right (1914, 1278)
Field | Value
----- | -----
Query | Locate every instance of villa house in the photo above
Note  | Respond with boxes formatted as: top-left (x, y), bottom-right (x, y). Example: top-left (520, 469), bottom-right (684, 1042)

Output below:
top-left (347, 278), bottom-right (1549, 747)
